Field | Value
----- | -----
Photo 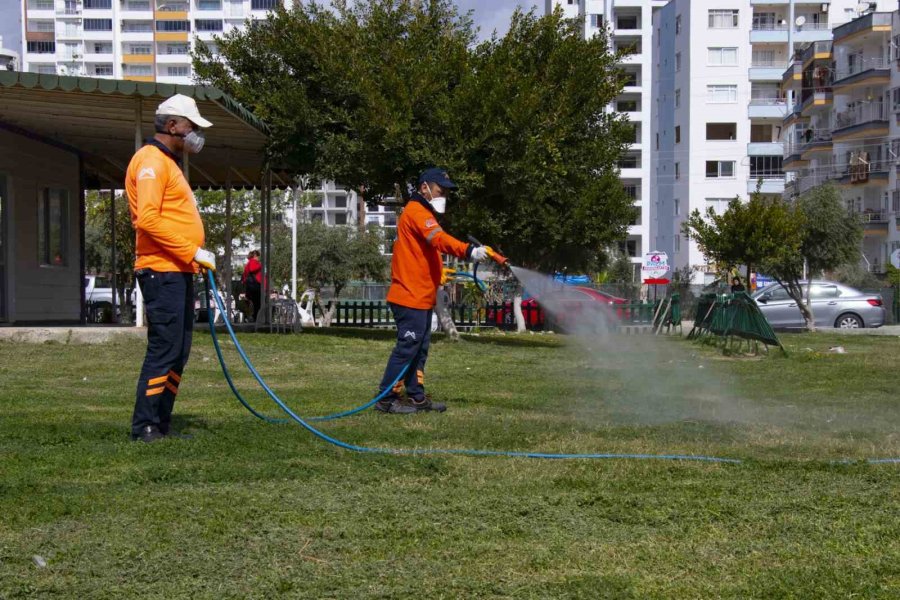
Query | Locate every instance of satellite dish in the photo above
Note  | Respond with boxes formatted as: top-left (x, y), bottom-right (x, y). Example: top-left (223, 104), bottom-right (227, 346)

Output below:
top-left (795, 15), bottom-right (806, 27)
top-left (58, 65), bottom-right (69, 75)
top-left (856, 2), bottom-right (874, 14)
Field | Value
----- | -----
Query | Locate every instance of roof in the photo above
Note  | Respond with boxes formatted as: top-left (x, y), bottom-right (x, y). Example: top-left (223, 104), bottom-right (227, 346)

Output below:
top-left (0, 71), bottom-right (290, 189)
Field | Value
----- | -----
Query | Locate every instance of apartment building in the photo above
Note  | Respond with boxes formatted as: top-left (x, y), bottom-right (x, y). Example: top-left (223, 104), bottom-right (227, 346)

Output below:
top-left (9, 0), bottom-right (284, 81)
top-left (651, 0), bottom-right (896, 284)
top-left (546, 1), bottom-right (669, 276)
top-left (784, 7), bottom-right (900, 274)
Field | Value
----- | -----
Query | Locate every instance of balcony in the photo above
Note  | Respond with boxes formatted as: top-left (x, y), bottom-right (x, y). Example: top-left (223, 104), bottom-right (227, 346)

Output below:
top-left (793, 22), bottom-right (831, 44)
top-left (748, 97), bottom-right (787, 119)
top-left (747, 177), bottom-right (785, 194)
top-left (833, 102), bottom-right (888, 139)
top-left (800, 129), bottom-right (832, 157)
top-left (750, 21), bottom-right (788, 44)
top-left (749, 60), bottom-right (785, 81)
top-left (747, 142), bottom-right (783, 156)
top-left (833, 57), bottom-right (890, 89)
top-left (861, 211), bottom-right (889, 224)
top-left (832, 11), bottom-right (892, 44)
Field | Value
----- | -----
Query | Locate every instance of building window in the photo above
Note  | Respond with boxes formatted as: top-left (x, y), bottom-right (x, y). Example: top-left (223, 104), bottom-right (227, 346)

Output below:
top-left (92, 42), bottom-right (112, 53)
top-left (709, 9), bottom-right (739, 29)
top-left (675, 53), bottom-right (681, 72)
top-left (128, 44), bottom-right (153, 55)
top-left (84, 18), bottom-right (113, 31)
top-left (334, 213), bottom-right (348, 225)
top-left (167, 66), bottom-right (190, 77)
top-left (706, 198), bottom-right (732, 214)
top-left (194, 19), bottom-right (223, 31)
top-left (619, 154), bottom-right (639, 169)
top-left (617, 99), bottom-right (637, 112)
top-left (675, 89), bottom-right (680, 108)
top-left (84, 0), bottom-right (112, 7)
top-left (706, 123), bottom-right (737, 140)
top-left (38, 189), bottom-right (69, 267)
top-left (750, 156), bottom-right (784, 179)
top-left (251, 0), bottom-right (279, 9)
top-left (707, 84), bottom-right (738, 103)
top-left (26, 41), bottom-right (56, 54)
top-left (675, 15), bottom-right (682, 34)
top-left (122, 21), bottom-right (153, 32)
top-left (126, 65), bottom-right (152, 76)
top-left (28, 0), bottom-right (55, 8)
top-left (94, 64), bottom-right (113, 76)
top-left (675, 126), bottom-right (681, 143)
top-left (590, 14), bottom-right (603, 28)
top-left (197, 0), bottom-right (221, 9)
top-left (618, 240), bottom-right (638, 257)
top-left (706, 161), bottom-right (736, 179)
top-left (708, 47), bottom-right (738, 66)
top-left (655, 133), bottom-right (659, 150)
top-left (162, 43), bottom-right (190, 54)
top-left (675, 163), bottom-right (680, 179)
top-left (27, 20), bottom-right (55, 32)
top-left (674, 198), bottom-right (680, 216)
top-left (617, 15), bottom-right (638, 30)
top-left (623, 184), bottom-right (639, 200)
top-left (156, 20), bottom-right (190, 32)
top-left (334, 195), bottom-right (347, 208)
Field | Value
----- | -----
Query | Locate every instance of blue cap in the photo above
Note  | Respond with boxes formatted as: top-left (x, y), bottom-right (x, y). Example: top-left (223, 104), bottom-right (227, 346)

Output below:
top-left (418, 167), bottom-right (458, 190)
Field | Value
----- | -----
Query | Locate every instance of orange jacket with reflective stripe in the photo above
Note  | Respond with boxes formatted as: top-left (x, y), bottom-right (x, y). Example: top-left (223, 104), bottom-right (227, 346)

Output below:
top-left (386, 197), bottom-right (470, 309)
top-left (126, 141), bottom-right (204, 273)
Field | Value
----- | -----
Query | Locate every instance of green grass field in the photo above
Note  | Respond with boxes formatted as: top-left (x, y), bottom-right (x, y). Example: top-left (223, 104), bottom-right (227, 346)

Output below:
top-left (2, 328), bottom-right (900, 598)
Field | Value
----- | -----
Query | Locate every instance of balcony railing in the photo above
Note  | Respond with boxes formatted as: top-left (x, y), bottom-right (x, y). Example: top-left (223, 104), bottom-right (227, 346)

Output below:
top-left (835, 102), bottom-right (888, 130)
top-left (749, 96), bottom-right (786, 106)
top-left (835, 57), bottom-right (889, 80)
top-left (752, 21), bottom-right (789, 31)
top-left (860, 211), bottom-right (888, 224)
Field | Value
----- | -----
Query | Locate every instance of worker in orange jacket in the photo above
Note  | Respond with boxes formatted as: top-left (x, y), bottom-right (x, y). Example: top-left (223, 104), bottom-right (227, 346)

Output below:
top-left (126, 94), bottom-right (217, 442)
top-left (375, 168), bottom-right (489, 414)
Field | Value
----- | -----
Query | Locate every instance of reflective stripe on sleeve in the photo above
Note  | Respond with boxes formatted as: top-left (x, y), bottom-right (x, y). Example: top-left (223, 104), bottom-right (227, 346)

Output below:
top-left (425, 227), bottom-right (443, 244)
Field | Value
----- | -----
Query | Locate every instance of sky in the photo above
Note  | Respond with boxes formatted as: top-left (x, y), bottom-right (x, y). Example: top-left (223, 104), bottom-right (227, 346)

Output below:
top-left (455, 0), bottom-right (539, 40)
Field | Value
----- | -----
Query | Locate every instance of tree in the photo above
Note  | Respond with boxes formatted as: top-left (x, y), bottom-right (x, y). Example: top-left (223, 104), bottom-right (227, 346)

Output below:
top-left (194, 1), bottom-right (634, 274)
top-left (194, 189), bottom-right (261, 268)
top-left (85, 191), bottom-right (135, 308)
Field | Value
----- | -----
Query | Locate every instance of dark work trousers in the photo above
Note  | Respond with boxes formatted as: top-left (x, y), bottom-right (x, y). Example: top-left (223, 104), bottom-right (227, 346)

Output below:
top-left (379, 303), bottom-right (432, 401)
top-left (246, 284), bottom-right (261, 322)
top-left (131, 270), bottom-right (194, 436)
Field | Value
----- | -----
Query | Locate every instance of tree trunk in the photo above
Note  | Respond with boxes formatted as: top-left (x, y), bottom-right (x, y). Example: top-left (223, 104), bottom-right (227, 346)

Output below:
top-left (782, 279), bottom-right (816, 332)
top-left (224, 185), bottom-right (233, 319)
top-left (513, 294), bottom-right (527, 333)
top-left (435, 286), bottom-right (459, 340)
top-left (322, 299), bottom-right (337, 327)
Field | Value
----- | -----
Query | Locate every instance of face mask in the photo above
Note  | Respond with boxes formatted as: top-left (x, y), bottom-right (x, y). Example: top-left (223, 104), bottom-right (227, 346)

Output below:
top-left (171, 127), bottom-right (205, 154)
top-left (425, 187), bottom-right (447, 214)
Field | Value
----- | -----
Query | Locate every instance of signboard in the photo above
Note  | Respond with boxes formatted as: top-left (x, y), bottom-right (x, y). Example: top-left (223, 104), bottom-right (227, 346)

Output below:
top-left (754, 273), bottom-right (775, 290)
top-left (891, 249), bottom-right (900, 269)
top-left (641, 251), bottom-right (669, 281)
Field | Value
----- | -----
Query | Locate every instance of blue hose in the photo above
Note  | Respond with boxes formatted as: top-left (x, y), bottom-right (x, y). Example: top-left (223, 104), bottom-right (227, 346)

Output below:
top-left (205, 271), bottom-right (740, 463)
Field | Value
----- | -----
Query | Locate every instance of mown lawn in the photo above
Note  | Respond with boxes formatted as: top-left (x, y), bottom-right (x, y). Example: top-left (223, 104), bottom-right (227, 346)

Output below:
top-left (1, 328), bottom-right (899, 598)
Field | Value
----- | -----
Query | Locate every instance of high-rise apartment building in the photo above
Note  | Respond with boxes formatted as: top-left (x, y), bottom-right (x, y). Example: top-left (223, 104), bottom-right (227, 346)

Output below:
top-left (651, 0), bottom-right (896, 283)
top-left (9, 0), bottom-right (285, 81)
top-left (547, 1), bottom-right (669, 276)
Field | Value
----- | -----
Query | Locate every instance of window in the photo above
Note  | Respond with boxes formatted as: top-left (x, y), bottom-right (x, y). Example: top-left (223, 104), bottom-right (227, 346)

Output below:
top-left (810, 285), bottom-right (839, 299)
top-left (122, 21), bottom-right (153, 32)
top-left (38, 189), bottom-right (69, 267)
top-left (655, 133), bottom-right (659, 150)
top-left (163, 43), bottom-right (190, 54)
top-left (28, 0), bottom-right (55, 8)
top-left (617, 15), bottom-right (638, 30)
top-left (709, 9), bottom-right (739, 29)
top-left (752, 49), bottom-right (776, 67)
top-left (618, 240), bottom-right (638, 257)
top-left (590, 14), bottom-right (603, 28)
top-left (32, 64), bottom-right (57, 74)
top-left (156, 20), bottom-right (190, 32)
top-left (674, 198), bottom-right (680, 216)
top-left (27, 20), bottom-right (55, 32)
top-left (708, 47), bottom-right (738, 66)
top-left (126, 65), bottom-right (152, 76)
top-left (619, 154), bottom-right (639, 169)
top-left (674, 234), bottom-right (681, 252)
top-left (84, 18), bottom-right (113, 31)
top-left (622, 71), bottom-right (638, 86)
top-left (128, 44), bottom-right (152, 55)
top-left (197, 0), bottom-right (221, 9)
top-left (94, 64), bottom-right (113, 76)
top-left (706, 161), bottom-right (736, 178)
top-left (675, 163), bottom-right (680, 179)
top-left (194, 19), bottom-right (223, 31)
top-left (623, 185), bottom-right (639, 200)
top-left (675, 126), bottom-right (681, 143)
top-left (617, 99), bottom-right (637, 112)
top-left (251, 0), bottom-right (279, 8)
top-left (334, 213), bottom-right (348, 225)
top-left (675, 15), bottom-right (681, 34)
top-left (84, 0), bottom-right (112, 7)
top-left (675, 53), bottom-right (681, 72)
top-left (707, 123), bottom-right (737, 140)
top-left (167, 66), bottom-right (190, 77)
top-left (92, 42), bottom-right (112, 53)
top-left (749, 156), bottom-right (783, 179)
top-left (675, 89), bottom-right (681, 108)
top-left (706, 198), bottom-right (732, 215)
top-left (707, 85), bottom-right (738, 103)
top-left (334, 195), bottom-right (347, 208)
top-left (26, 41), bottom-right (56, 54)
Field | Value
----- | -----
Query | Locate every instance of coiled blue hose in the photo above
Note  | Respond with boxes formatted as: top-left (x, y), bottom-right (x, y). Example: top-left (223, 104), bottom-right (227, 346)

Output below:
top-left (205, 271), bottom-right (741, 463)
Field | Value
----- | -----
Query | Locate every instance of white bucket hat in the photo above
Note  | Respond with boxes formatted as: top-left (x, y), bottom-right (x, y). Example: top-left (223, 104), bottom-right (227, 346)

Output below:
top-left (156, 94), bottom-right (213, 128)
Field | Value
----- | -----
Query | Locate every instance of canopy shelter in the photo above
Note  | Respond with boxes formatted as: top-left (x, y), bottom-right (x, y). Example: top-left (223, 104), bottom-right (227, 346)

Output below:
top-left (0, 72), bottom-right (289, 325)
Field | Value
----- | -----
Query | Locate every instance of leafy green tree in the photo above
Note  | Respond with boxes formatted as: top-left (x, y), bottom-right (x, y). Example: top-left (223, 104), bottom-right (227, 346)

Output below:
top-left (194, 1), bottom-right (634, 275)
top-left (85, 191), bottom-right (135, 305)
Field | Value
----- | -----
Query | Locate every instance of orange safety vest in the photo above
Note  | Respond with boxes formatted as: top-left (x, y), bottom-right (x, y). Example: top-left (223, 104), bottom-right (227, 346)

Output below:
top-left (126, 141), bottom-right (204, 273)
top-left (386, 197), bottom-right (470, 309)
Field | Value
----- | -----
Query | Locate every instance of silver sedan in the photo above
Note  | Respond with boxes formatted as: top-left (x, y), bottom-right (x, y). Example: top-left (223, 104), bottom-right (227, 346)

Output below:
top-left (752, 280), bottom-right (885, 329)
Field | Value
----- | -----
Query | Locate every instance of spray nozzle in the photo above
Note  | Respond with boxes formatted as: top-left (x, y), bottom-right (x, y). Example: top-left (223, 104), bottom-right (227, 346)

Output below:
top-left (468, 235), bottom-right (509, 267)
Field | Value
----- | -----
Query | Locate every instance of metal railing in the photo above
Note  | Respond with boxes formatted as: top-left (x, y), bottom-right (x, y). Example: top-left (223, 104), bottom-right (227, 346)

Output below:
top-left (835, 57), bottom-right (889, 80)
top-left (835, 103), bottom-right (888, 129)
top-left (752, 21), bottom-right (789, 31)
top-left (749, 96), bottom-right (786, 105)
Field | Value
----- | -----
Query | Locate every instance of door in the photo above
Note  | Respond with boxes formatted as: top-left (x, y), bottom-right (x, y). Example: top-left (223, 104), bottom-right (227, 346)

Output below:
top-left (757, 285), bottom-right (802, 327)
top-left (808, 283), bottom-right (840, 327)
top-left (0, 174), bottom-right (6, 321)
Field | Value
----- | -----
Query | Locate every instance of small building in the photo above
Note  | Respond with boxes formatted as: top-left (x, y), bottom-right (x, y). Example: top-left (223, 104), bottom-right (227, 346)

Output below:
top-left (0, 70), bottom-right (284, 324)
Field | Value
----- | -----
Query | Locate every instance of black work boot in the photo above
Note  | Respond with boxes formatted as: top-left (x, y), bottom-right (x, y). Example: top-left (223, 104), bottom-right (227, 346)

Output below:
top-left (374, 396), bottom-right (417, 414)
top-left (410, 395), bottom-right (447, 413)
top-left (131, 424), bottom-right (165, 443)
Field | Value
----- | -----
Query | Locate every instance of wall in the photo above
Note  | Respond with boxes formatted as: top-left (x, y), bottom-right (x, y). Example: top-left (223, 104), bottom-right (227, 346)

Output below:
top-left (0, 127), bottom-right (81, 323)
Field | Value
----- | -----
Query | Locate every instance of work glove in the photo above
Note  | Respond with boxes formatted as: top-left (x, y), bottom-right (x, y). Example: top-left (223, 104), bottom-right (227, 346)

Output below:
top-left (193, 247), bottom-right (217, 272)
top-left (470, 246), bottom-right (489, 263)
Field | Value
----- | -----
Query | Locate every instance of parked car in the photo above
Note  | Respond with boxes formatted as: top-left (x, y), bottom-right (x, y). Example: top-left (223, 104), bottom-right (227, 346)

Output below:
top-left (84, 275), bottom-right (136, 322)
top-left (752, 280), bottom-right (885, 329)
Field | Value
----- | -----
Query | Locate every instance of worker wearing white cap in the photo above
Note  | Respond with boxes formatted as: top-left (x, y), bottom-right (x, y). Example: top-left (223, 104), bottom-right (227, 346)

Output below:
top-left (125, 94), bottom-right (215, 443)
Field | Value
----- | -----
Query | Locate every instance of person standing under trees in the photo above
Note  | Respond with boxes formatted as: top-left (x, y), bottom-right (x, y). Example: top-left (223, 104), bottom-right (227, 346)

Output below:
top-left (242, 249), bottom-right (262, 321)
top-left (374, 168), bottom-right (488, 414)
